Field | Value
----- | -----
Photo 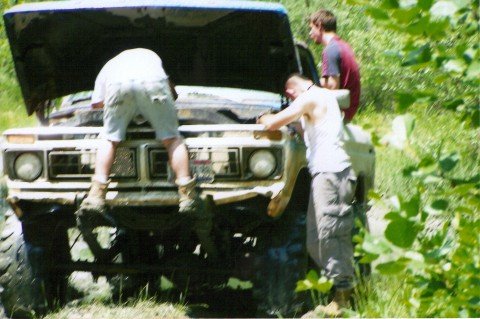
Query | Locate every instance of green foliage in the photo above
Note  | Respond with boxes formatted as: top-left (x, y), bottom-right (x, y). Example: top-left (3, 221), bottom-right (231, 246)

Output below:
top-left (344, 4), bottom-right (479, 315)
top-left (295, 269), bottom-right (333, 306)
top-left (0, 0), bottom-right (36, 131)
top-left (357, 0), bottom-right (479, 127)
top-left (296, 269), bottom-right (334, 294)
top-left (357, 113), bottom-right (480, 316)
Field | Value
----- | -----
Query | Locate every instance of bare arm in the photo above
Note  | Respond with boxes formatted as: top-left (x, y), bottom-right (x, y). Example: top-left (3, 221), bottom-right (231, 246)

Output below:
top-left (322, 75), bottom-right (340, 90)
top-left (257, 96), bottom-right (312, 131)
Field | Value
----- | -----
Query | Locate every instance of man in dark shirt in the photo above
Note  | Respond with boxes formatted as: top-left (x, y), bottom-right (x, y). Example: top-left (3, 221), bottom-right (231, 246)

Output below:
top-left (309, 9), bottom-right (361, 122)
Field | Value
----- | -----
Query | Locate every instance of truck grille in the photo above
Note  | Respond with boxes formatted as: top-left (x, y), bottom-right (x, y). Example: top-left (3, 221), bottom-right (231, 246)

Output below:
top-left (48, 148), bottom-right (136, 179)
top-left (149, 147), bottom-right (240, 182)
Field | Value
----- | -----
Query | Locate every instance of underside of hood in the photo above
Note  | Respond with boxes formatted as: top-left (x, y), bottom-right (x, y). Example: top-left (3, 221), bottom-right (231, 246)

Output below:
top-left (3, 0), bottom-right (299, 115)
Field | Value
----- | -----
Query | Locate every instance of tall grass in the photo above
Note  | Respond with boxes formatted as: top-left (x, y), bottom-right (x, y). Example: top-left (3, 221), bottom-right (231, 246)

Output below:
top-left (0, 73), bottom-right (35, 131)
top-left (44, 300), bottom-right (187, 319)
top-left (356, 105), bottom-right (480, 198)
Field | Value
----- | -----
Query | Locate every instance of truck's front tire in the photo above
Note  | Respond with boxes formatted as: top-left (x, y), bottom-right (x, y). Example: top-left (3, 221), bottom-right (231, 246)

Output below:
top-left (0, 210), bottom-right (69, 318)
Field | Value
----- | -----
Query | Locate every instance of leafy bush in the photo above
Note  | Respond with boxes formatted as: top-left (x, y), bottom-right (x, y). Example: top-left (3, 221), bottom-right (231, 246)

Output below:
top-left (348, 0), bottom-right (480, 317)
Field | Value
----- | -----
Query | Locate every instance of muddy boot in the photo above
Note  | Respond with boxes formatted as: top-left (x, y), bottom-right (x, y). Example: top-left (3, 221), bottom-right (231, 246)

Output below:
top-left (80, 179), bottom-right (109, 213)
top-left (76, 179), bottom-right (115, 227)
top-left (177, 177), bottom-right (202, 214)
top-left (314, 288), bottom-right (352, 317)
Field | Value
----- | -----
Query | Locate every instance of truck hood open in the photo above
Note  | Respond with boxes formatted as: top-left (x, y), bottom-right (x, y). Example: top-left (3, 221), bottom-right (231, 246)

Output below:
top-left (3, 0), bottom-right (298, 115)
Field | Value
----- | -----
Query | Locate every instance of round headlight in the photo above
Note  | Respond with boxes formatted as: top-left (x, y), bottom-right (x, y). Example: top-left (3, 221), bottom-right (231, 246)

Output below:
top-left (14, 153), bottom-right (42, 181)
top-left (249, 150), bottom-right (276, 178)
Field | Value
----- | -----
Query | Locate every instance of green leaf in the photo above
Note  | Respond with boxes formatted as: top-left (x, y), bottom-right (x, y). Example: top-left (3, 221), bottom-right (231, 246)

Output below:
top-left (443, 98), bottom-right (464, 111)
top-left (425, 18), bottom-right (449, 39)
top-left (439, 152), bottom-right (459, 172)
top-left (385, 211), bottom-right (403, 221)
top-left (295, 279), bottom-right (313, 292)
top-left (395, 92), bottom-right (416, 112)
top-left (359, 253), bottom-right (379, 263)
top-left (368, 190), bottom-right (383, 201)
top-left (306, 269), bottom-right (319, 282)
top-left (385, 217), bottom-right (418, 248)
top-left (365, 7), bottom-right (390, 20)
top-left (345, 0), bottom-right (368, 5)
top-left (425, 199), bottom-right (449, 215)
top-left (376, 261), bottom-right (407, 274)
top-left (160, 276), bottom-right (175, 290)
top-left (392, 7), bottom-right (421, 24)
top-left (431, 199), bottom-right (449, 210)
top-left (418, 155), bottom-right (436, 168)
top-left (433, 73), bottom-right (449, 83)
top-left (403, 114), bottom-right (415, 139)
top-left (466, 61), bottom-right (480, 80)
top-left (402, 44), bottom-right (432, 66)
top-left (418, 0), bottom-right (434, 10)
top-left (405, 16), bottom-right (430, 36)
top-left (401, 193), bottom-right (420, 217)
top-left (380, 0), bottom-right (399, 9)
top-left (314, 276), bottom-right (334, 293)
top-left (361, 233), bottom-right (392, 255)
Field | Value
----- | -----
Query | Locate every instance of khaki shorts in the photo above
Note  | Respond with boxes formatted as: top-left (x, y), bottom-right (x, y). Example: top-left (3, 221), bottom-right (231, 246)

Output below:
top-left (102, 79), bottom-right (180, 141)
top-left (306, 167), bottom-right (357, 289)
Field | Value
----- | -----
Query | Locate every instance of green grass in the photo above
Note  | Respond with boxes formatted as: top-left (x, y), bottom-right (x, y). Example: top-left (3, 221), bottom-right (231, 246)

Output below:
top-left (44, 300), bottom-right (188, 319)
top-left (355, 105), bottom-right (480, 198)
top-left (0, 72), bottom-right (35, 131)
top-left (351, 274), bottom-right (410, 318)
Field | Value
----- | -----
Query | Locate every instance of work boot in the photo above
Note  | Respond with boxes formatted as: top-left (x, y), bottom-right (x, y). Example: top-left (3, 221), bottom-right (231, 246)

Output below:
top-left (177, 177), bottom-right (202, 214)
top-left (314, 289), bottom-right (352, 317)
top-left (80, 179), bottom-right (109, 213)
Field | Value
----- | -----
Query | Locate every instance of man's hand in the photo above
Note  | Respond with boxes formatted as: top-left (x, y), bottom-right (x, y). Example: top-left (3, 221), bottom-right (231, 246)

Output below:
top-left (92, 101), bottom-right (104, 109)
top-left (256, 113), bottom-right (275, 126)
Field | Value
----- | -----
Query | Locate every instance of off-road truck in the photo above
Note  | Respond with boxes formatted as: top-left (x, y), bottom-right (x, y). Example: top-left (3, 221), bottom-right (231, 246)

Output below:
top-left (0, 0), bottom-right (375, 317)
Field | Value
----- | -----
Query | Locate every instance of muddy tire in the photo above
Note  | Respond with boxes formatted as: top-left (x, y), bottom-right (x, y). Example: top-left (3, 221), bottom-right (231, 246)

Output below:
top-left (0, 210), bottom-right (69, 318)
top-left (252, 210), bottom-right (307, 317)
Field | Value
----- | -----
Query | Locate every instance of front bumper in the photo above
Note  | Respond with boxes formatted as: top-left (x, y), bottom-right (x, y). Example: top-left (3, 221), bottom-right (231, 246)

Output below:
top-left (7, 181), bottom-right (288, 217)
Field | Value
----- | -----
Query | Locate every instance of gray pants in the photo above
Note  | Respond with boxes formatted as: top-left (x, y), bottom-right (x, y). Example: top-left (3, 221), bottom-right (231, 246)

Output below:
top-left (103, 79), bottom-right (180, 142)
top-left (306, 167), bottom-right (357, 290)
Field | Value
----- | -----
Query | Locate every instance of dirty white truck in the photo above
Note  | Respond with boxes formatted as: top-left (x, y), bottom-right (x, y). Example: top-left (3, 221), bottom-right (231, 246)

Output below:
top-left (0, 0), bottom-right (375, 317)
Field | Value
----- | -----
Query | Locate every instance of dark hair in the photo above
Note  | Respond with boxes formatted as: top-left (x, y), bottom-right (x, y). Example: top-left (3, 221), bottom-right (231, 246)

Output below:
top-left (310, 9), bottom-right (337, 32)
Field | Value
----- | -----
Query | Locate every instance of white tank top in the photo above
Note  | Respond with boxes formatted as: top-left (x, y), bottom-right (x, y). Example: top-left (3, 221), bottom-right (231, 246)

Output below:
top-left (302, 88), bottom-right (351, 174)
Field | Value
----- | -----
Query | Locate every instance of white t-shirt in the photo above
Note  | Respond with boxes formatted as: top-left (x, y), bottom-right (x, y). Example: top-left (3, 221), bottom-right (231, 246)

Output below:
top-left (91, 48), bottom-right (168, 104)
top-left (301, 88), bottom-right (351, 173)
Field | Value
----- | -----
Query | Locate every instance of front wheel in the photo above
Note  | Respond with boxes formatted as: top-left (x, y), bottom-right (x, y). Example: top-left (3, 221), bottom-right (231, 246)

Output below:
top-left (0, 210), bottom-right (69, 318)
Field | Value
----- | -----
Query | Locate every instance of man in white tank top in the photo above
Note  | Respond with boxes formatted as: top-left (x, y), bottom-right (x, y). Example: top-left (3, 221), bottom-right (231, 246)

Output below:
top-left (257, 74), bottom-right (356, 316)
top-left (79, 48), bottom-right (201, 217)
